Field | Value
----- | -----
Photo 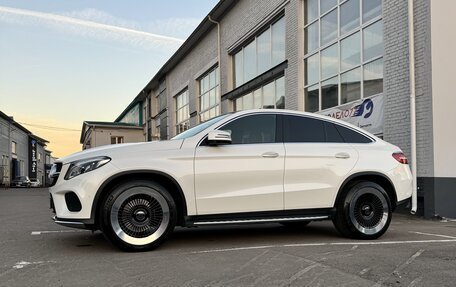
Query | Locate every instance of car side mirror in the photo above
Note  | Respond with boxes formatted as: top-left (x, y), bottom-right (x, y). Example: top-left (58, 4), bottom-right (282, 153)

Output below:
top-left (207, 130), bottom-right (232, 145)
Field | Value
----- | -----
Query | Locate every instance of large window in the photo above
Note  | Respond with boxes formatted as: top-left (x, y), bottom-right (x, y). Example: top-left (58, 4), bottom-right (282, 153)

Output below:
top-left (234, 17), bottom-right (285, 87)
top-left (175, 89), bottom-right (190, 135)
top-left (199, 66), bottom-right (220, 122)
top-left (304, 0), bottom-right (383, 112)
top-left (235, 76), bottom-right (285, 111)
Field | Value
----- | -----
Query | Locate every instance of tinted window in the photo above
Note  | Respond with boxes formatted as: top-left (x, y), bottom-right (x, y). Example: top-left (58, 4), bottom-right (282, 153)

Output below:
top-left (220, 114), bottom-right (276, 144)
top-left (283, 116), bottom-right (325, 142)
top-left (325, 122), bottom-right (344, 143)
top-left (335, 124), bottom-right (372, 143)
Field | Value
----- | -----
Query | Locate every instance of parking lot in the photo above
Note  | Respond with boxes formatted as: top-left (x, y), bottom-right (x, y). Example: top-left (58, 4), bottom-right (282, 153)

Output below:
top-left (0, 188), bottom-right (455, 286)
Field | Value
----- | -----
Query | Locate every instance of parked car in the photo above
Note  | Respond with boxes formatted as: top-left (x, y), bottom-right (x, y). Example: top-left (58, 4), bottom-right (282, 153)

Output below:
top-left (30, 179), bottom-right (42, 188)
top-left (11, 176), bottom-right (31, 187)
top-left (49, 110), bottom-right (412, 251)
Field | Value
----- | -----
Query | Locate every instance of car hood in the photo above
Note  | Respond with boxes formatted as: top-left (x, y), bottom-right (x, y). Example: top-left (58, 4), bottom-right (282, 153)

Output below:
top-left (58, 140), bottom-right (184, 164)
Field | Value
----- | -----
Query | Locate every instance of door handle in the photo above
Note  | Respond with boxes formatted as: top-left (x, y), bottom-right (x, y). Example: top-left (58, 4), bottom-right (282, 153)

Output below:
top-left (335, 152), bottom-right (350, 159)
top-left (261, 152), bottom-right (279, 158)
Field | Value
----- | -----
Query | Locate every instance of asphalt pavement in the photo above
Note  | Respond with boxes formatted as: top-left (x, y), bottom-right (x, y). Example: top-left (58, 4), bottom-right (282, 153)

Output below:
top-left (1, 188), bottom-right (455, 287)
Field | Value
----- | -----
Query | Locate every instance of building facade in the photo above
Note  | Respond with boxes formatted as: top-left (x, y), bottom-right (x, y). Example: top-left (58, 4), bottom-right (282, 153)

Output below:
top-left (116, 0), bottom-right (456, 218)
top-left (80, 121), bottom-right (144, 150)
top-left (0, 111), bottom-right (51, 186)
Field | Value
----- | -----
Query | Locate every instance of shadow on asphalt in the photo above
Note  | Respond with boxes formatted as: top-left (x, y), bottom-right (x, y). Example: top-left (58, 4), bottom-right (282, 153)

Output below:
top-left (42, 222), bottom-right (342, 253)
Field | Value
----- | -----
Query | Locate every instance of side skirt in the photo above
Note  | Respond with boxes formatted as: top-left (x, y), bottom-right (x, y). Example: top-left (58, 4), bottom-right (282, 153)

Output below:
top-left (184, 208), bottom-right (335, 227)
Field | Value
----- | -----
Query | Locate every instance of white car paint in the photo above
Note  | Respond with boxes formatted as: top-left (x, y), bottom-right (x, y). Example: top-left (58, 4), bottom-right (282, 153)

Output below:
top-left (50, 109), bottom-right (412, 223)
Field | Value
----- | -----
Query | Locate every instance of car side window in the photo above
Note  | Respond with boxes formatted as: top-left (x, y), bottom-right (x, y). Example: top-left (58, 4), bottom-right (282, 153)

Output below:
top-left (283, 115), bottom-right (325, 142)
top-left (325, 122), bottom-right (345, 143)
top-left (334, 124), bottom-right (373, 143)
top-left (220, 114), bottom-right (276, 144)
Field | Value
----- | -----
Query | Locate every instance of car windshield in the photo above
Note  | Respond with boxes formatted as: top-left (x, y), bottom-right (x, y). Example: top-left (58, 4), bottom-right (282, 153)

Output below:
top-left (172, 114), bottom-right (231, 140)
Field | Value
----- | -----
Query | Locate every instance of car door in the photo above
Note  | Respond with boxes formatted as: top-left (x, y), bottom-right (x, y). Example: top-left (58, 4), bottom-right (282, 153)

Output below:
top-left (194, 113), bottom-right (285, 215)
top-left (283, 115), bottom-right (358, 209)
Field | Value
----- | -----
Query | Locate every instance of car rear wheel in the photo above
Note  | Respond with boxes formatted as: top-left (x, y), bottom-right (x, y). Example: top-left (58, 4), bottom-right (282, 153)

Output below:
top-left (100, 180), bottom-right (176, 251)
top-left (332, 181), bottom-right (392, 239)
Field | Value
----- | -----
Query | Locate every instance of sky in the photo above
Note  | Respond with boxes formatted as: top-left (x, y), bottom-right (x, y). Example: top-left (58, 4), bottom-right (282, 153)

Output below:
top-left (0, 0), bottom-right (219, 157)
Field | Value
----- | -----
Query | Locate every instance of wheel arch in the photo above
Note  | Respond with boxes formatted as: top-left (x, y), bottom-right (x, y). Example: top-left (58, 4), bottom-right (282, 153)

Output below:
top-left (91, 170), bottom-right (188, 228)
top-left (334, 172), bottom-right (398, 211)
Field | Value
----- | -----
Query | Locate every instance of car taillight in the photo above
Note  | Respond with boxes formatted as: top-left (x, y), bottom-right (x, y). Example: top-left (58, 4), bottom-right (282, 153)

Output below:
top-left (392, 152), bottom-right (408, 164)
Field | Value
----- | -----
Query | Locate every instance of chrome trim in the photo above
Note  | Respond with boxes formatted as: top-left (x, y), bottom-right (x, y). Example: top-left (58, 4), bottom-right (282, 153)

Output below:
top-left (193, 215), bottom-right (329, 225)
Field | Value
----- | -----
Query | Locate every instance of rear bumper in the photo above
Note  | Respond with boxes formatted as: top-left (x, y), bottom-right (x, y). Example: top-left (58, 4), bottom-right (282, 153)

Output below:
top-left (395, 197), bottom-right (411, 211)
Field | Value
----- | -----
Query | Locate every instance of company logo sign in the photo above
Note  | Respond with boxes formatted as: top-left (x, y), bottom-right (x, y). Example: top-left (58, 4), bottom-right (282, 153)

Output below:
top-left (318, 94), bottom-right (384, 135)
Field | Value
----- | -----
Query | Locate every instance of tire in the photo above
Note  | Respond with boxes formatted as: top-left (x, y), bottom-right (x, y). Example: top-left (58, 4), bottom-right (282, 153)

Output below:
top-left (280, 221), bottom-right (310, 229)
top-left (100, 180), bottom-right (177, 251)
top-left (332, 181), bottom-right (392, 239)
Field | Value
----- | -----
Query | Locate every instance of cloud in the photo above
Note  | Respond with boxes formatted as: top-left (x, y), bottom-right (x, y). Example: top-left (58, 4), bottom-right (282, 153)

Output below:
top-left (146, 18), bottom-right (203, 39)
top-left (0, 6), bottom-right (185, 50)
top-left (61, 8), bottom-right (202, 39)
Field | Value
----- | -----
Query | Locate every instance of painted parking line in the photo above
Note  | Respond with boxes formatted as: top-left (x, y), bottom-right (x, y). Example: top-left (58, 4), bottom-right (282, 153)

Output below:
top-left (31, 230), bottom-right (90, 235)
top-left (409, 231), bottom-right (456, 239)
top-left (190, 239), bottom-right (456, 254)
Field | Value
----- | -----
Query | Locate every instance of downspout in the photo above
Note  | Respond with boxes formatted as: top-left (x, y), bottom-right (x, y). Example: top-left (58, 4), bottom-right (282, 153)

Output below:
top-left (208, 15), bottom-right (221, 102)
top-left (408, 0), bottom-right (418, 214)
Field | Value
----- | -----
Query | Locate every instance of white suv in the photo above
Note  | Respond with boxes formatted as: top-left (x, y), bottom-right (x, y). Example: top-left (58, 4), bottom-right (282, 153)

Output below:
top-left (49, 110), bottom-right (412, 251)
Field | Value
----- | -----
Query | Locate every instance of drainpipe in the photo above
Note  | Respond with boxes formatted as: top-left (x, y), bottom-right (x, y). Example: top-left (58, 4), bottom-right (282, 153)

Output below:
top-left (208, 15), bottom-right (221, 103)
top-left (408, 0), bottom-right (417, 214)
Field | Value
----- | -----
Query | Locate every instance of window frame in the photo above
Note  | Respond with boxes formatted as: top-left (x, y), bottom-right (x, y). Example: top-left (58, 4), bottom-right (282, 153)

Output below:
top-left (11, 141), bottom-right (17, 154)
top-left (303, 0), bottom-right (383, 112)
top-left (199, 66), bottom-right (220, 123)
top-left (175, 88), bottom-right (190, 135)
top-left (110, 136), bottom-right (124, 144)
top-left (233, 15), bottom-right (286, 88)
top-left (234, 76), bottom-right (286, 111)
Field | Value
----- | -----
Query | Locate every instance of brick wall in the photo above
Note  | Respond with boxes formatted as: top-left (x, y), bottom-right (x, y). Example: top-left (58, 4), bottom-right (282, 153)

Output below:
top-left (383, 0), bottom-right (433, 177)
top-left (166, 28), bottom-right (218, 137)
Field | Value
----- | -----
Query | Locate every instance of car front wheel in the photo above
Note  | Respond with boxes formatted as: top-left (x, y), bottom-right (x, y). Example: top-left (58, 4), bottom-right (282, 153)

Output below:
top-left (333, 181), bottom-right (392, 239)
top-left (100, 180), bottom-right (177, 251)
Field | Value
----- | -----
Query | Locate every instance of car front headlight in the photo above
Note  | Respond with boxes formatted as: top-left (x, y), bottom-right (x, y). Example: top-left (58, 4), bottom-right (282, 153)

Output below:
top-left (64, 156), bottom-right (111, 180)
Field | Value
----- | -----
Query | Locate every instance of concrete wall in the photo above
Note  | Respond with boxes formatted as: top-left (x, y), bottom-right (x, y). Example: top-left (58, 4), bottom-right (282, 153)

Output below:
top-left (430, 0), bottom-right (456, 178)
top-left (89, 127), bottom-right (144, 148)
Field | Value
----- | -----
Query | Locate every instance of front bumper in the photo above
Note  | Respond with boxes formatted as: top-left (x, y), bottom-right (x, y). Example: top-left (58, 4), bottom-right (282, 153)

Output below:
top-left (49, 161), bottom-right (120, 224)
top-left (52, 215), bottom-right (94, 230)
